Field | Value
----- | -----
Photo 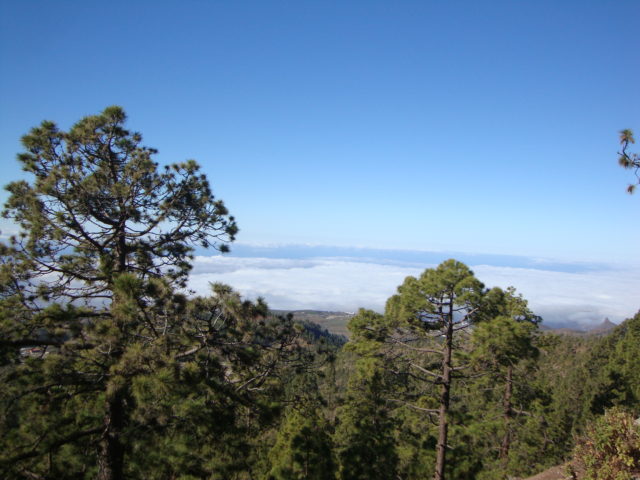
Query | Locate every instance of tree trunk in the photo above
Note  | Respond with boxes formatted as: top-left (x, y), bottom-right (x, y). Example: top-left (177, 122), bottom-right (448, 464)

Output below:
top-left (434, 309), bottom-right (454, 480)
top-left (499, 364), bottom-right (514, 462)
top-left (97, 387), bottom-right (126, 480)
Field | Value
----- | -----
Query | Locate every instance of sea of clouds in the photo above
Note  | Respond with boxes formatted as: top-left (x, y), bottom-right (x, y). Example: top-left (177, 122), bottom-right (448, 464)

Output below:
top-left (188, 246), bottom-right (640, 328)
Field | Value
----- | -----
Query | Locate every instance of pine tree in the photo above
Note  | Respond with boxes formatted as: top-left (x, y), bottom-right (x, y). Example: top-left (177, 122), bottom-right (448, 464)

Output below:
top-left (471, 287), bottom-right (540, 466)
top-left (334, 310), bottom-right (399, 480)
top-left (385, 260), bottom-right (484, 480)
top-left (267, 407), bottom-right (335, 480)
top-left (0, 107), bottom-right (302, 479)
top-left (618, 129), bottom-right (639, 194)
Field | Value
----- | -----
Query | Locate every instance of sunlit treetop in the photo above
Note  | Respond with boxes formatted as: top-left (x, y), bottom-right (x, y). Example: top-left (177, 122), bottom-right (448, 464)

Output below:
top-left (2, 106), bottom-right (238, 301)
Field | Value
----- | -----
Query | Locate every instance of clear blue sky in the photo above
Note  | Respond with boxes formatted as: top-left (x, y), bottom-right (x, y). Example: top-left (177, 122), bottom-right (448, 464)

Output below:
top-left (1, 0), bottom-right (638, 263)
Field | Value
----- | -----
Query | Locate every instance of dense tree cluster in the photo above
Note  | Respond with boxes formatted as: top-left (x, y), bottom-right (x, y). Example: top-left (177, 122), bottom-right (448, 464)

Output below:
top-left (1, 108), bottom-right (638, 479)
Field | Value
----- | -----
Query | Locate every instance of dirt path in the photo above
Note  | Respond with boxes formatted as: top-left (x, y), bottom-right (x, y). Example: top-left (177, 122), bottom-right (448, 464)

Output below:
top-left (523, 464), bottom-right (572, 480)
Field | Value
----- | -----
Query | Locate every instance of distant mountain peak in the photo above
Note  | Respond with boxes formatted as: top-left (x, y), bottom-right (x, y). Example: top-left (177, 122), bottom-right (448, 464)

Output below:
top-left (589, 317), bottom-right (617, 335)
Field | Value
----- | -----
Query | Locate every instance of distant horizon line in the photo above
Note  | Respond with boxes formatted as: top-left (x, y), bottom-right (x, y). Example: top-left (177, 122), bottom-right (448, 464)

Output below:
top-left (194, 242), bottom-right (640, 272)
top-left (223, 241), bottom-right (638, 266)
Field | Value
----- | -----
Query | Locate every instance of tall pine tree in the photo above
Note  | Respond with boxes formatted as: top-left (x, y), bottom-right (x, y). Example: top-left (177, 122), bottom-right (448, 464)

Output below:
top-left (385, 260), bottom-right (485, 480)
top-left (0, 107), bottom-right (303, 479)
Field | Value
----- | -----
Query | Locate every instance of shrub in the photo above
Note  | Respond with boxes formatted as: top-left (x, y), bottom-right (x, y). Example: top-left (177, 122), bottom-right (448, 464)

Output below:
top-left (572, 407), bottom-right (640, 480)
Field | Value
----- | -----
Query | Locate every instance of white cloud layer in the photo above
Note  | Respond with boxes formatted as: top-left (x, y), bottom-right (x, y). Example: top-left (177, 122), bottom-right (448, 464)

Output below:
top-left (189, 256), bottom-right (418, 313)
top-left (471, 265), bottom-right (640, 327)
top-left (188, 255), bottom-right (640, 328)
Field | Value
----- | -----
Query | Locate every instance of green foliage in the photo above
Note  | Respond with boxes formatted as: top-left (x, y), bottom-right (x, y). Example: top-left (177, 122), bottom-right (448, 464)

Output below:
top-left (480, 286), bottom-right (541, 324)
top-left (572, 407), bottom-right (640, 480)
top-left (471, 315), bottom-right (538, 369)
top-left (334, 355), bottom-right (399, 480)
top-left (393, 405), bottom-right (436, 479)
top-left (0, 108), bottom-right (306, 479)
top-left (3, 106), bottom-right (237, 299)
top-left (448, 287), bottom-right (542, 479)
top-left (267, 408), bottom-right (335, 480)
top-left (0, 277), bottom-right (308, 478)
top-left (496, 315), bottom-right (640, 478)
top-left (345, 309), bottom-right (389, 354)
top-left (386, 259), bottom-right (484, 331)
top-left (590, 312), bottom-right (640, 411)
top-left (618, 129), bottom-right (639, 194)
top-left (338, 277), bottom-right (550, 480)
top-left (384, 260), bottom-right (486, 480)
top-left (332, 310), bottom-right (401, 479)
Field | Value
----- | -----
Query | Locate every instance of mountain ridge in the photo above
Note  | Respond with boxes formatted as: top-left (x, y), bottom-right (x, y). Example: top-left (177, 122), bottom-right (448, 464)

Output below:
top-left (273, 310), bottom-right (618, 338)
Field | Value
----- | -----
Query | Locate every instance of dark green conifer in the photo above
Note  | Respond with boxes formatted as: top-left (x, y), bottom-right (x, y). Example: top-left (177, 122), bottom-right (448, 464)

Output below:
top-left (0, 107), bottom-right (301, 479)
top-left (267, 407), bottom-right (335, 480)
top-left (331, 310), bottom-right (399, 480)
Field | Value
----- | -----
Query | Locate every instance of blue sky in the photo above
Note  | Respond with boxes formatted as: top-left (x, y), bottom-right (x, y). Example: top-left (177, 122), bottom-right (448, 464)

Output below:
top-left (1, 1), bottom-right (638, 323)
